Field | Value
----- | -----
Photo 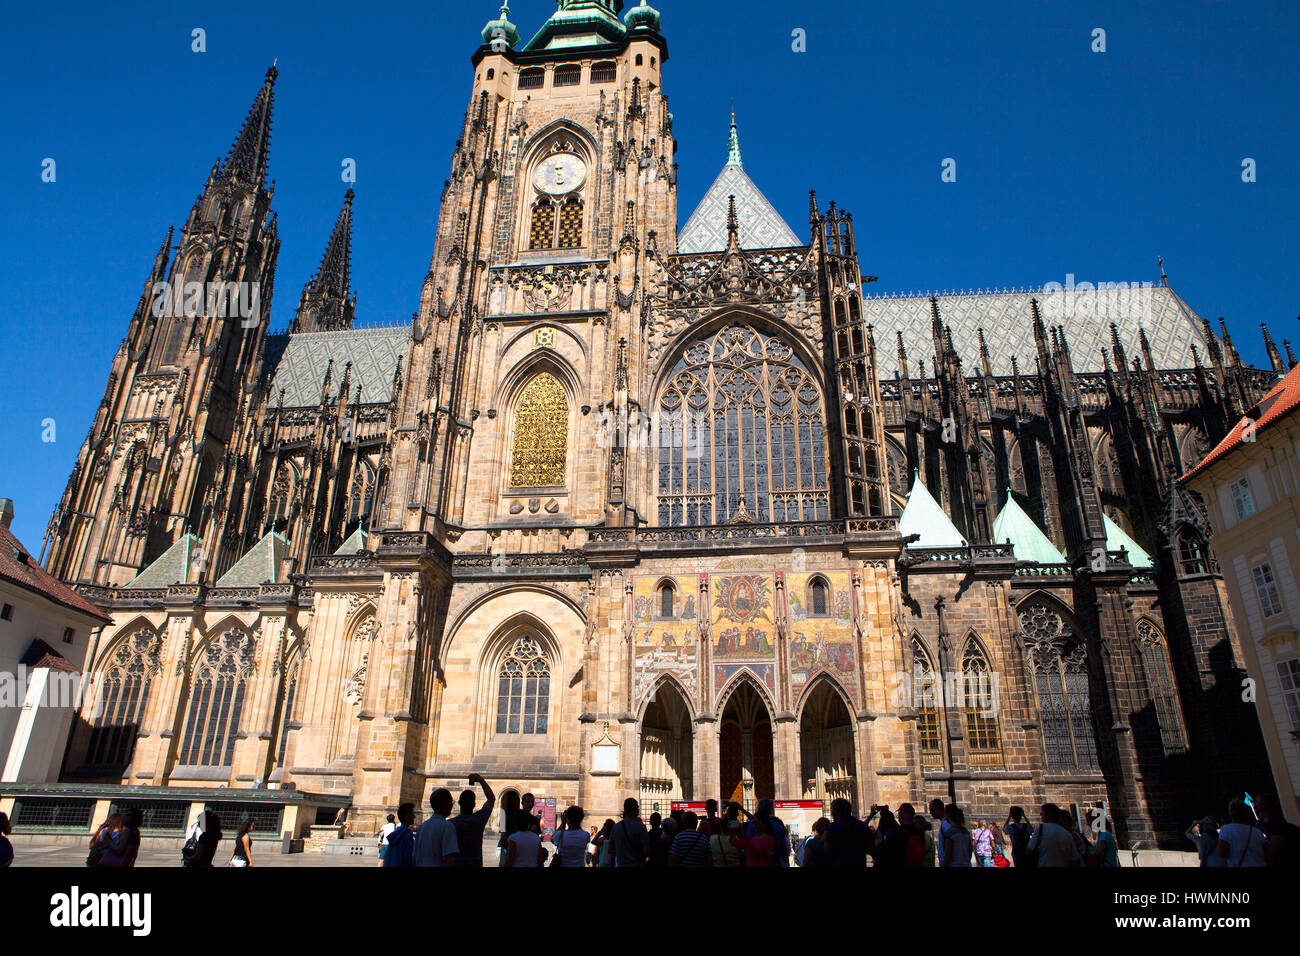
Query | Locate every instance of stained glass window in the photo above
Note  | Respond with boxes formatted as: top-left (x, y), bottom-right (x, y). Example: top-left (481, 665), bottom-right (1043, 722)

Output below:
top-left (911, 637), bottom-right (943, 769)
top-left (962, 641), bottom-right (1003, 766)
top-left (1137, 620), bottom-right (1187, 754)
top-left (509, 372), bottom-right (568, 488)
top-left (85, 629), bottom-right (163, 768)
top-left (496, 637), bottom-right (550, 735)
top-left (657, 324), bottom-right (829, 525)
top-left (1021, 604), bottom-right (1100, 773)
top-left (178, 628), bottom-right (256, 767)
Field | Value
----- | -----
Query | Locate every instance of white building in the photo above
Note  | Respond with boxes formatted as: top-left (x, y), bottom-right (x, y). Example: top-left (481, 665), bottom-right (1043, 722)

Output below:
top-left (0, 499), bottom-right (111, 782)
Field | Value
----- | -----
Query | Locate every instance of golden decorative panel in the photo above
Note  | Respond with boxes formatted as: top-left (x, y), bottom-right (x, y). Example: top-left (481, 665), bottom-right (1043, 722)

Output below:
top-left (529, 200), bottom-right (555, 250)
top-left (509, 372), bottom-right (568, 488)
top-left (556, 197), bottom-right (583, 249)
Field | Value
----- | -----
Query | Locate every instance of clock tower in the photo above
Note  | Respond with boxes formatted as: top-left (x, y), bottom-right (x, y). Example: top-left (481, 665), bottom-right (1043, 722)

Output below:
top-left (382, 0), bottom-right (675, 537)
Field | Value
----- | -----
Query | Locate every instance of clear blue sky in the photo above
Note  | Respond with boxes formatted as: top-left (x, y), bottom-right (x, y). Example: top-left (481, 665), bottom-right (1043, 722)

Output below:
top-left (2, 0), bottom-right (1298, 549)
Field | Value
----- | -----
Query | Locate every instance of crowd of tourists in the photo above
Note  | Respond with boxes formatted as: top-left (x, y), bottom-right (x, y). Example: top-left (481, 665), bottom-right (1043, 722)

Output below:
top-left (376, 782), bottom-right (1300, 868)
top-left (1, 777), bottom-right (1292, 869)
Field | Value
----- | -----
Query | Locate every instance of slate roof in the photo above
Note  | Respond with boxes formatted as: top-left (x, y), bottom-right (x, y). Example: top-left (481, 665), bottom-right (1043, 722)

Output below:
top-left (992, 494), bottom-right (1066, 564)
top-left (263, 326), bottom-right (407, 409)
top-left (215, 531), bottom-right (289, 587)
top-left (900, 471), bottom-right (966, 548)
top-left (865, 284), bottom-right (1209, 377)
top-left (125, 533), bottom-right (198, 589)
top-left (1183, 362), bottom-right (1300, 482)
top-left (677, 119), bottom-right (802, 254)
top-left (0, 523), bottom-right (110, 622)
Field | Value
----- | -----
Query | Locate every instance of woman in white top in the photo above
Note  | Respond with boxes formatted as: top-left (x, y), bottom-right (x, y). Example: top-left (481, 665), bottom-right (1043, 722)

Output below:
top-left (551, 806), bottom-right (592, 867)
top-left (1218, 799), bottom-right (1268, 867)
top-left (506, 820), bottom-right (544, 868)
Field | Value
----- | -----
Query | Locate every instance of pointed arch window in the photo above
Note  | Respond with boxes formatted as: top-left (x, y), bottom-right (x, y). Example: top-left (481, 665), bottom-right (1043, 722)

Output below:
top-left (274, 652), bottom-right (301, 768)
top-left (85, 629), bottom-right (163, 768)
top-left (809, 578), bottom-right (829, 616)
top-left (657, 324), bottom-right (829, 526)
top-left (961, 641), bottom-right (1003, 767)
top-left (1021, 604), bottom-right (1100, 773)
top-left (1137, 620), bottom-right (1187, 754)
top-left (509, 372), bottom-right (568, 488)
top-left (911, 637), bottom-right (943, 770)
top-left (496, 637), bottom-right (550, 735)
top-left (178, 628), bottom-right (257, 768)
top-left (658, 582), bottom-right (676, 620)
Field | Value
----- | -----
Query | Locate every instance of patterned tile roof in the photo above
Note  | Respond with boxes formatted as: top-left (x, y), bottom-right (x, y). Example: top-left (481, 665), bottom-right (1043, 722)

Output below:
top-left (677, 158), bottom-right (802, 253)
top-left (0, 523), bottom-right (109, 622)
top-left (215, 531), bottom-right (289, 587)
top-left (863, 284), bottom-right (1209, 376)
top-left (125, 533), bottom-right (198, 589)
top-left (264, 326), bottom-right (407, 408)
top-left (1183, 362), bottom-right (1300, 481)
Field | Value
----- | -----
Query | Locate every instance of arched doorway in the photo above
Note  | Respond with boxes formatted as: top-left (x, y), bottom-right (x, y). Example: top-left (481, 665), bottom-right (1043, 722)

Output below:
top-left (799, 680), bottom-right (856, 804)
top-left (719, 679), bottom-right (775, 808)
top-left (639, 680), bottom-right (694, 814)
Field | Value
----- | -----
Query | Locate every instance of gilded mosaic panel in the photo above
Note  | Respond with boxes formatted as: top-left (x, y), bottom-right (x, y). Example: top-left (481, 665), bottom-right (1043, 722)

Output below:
top-left (786, 570), bottom-right (858, 703)
top-left (709, 572), bottom-right (777, 694)
top-left (632, 574), bottom-right (699, 705)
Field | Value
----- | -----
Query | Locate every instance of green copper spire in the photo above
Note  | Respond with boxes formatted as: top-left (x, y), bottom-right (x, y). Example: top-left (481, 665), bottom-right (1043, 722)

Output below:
top-left (626, 0), bottom-right (661, 32)
top-left (727, 109), bottom-right (743, 167)
top-left (481, 3), bottom-right (520, 49)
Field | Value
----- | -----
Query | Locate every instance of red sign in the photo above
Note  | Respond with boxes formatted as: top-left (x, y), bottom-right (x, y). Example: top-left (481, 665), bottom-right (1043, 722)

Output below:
top-left (774, 801), bottom-right (824, 811)
top-left (670, 801), bottom-right (709, 813)
top-left (536, 797), bottom-right (557, 840)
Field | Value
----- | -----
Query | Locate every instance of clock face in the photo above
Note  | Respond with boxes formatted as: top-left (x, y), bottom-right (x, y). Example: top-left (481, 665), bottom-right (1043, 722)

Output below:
top-left (533, 153), bottom-right (587, 195)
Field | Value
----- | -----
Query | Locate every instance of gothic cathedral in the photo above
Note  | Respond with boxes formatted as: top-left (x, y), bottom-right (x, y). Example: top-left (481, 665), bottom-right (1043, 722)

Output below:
top-left (45, 2), bottom-right (1278, 845)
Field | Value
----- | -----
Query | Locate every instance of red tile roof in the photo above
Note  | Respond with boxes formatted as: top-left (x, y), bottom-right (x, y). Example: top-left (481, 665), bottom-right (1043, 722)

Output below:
top-left (0, 523), bottom-right (111, 623)
top-left (1182, 364), bottom-right (1300, 482)
top-left (19, 638), bottom-right (81, 674)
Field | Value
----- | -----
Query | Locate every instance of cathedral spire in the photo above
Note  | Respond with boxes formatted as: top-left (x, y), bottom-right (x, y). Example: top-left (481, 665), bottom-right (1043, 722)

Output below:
top-left (727, 108), bottom-right (743, 167)
top-left (221, 65), bottom-right (277, 188)
top-left (292, 190), bottom-right (357, 333)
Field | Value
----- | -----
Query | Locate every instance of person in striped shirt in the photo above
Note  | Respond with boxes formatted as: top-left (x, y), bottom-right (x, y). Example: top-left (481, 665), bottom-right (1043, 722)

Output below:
top-left (667, 811), bottom-right (713, 867)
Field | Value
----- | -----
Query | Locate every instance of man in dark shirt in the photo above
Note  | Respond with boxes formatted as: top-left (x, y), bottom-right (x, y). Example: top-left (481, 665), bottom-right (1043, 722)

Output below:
top-left (825, 798), bottom-right (871, 867)
top-left (383, 803), bottom-right (417, 868)
top-left (451, 773), bottom-right (496, 867)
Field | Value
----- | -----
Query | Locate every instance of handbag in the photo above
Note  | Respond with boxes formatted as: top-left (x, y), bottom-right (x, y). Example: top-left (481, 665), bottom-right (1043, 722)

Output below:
top-left (550, 829), bottom-right (565, 867)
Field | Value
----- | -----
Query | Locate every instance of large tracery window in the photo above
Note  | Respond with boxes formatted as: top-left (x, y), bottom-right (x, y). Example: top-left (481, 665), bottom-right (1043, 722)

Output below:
top-left (1021, 604), bottom-right (1100, 773)
top-left (85, 629), bottom-right (163, 768)
top-left (961, 641), bottom-right (1003, 767)
top-left (509, 372), bottom-right (568, 488)
top-left (1137, 620), bottom-right (1187, 754)
top-left (177, 628), bottom-right (257, 768)
top-left (911, 637), bottom-right (944, 770)
top-left (657, 324), bottom-right (829, 526)
top-left (496, 637), bottom-right (550, 735)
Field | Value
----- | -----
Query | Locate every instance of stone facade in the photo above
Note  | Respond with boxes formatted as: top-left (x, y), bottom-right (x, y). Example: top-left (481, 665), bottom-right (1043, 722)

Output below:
top-left (45, 2), bottom-right (1281, 846)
